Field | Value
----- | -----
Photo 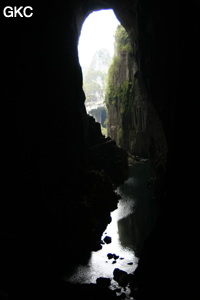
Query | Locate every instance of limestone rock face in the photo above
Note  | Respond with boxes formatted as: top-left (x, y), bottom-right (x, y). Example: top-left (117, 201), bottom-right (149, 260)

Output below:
top-left (106, 25), bottom-right (167, 165)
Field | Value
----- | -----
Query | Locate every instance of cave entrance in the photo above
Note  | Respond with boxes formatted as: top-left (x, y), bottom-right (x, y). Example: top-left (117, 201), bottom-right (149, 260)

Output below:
top-left (69, 6), bottom-right (164, 298)
top-left (78, 9), bottom-right (120, 135)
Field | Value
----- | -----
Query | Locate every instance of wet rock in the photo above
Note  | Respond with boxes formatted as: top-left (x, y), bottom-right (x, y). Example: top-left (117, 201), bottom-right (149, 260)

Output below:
top-left (113, 268), bottom-right (129, 288)
top-left (120, 293), bottom-right (126, 299)
top-left (93, 241), bottom-right (103, 251)
top-left (107, 253), bottom-right (119, 260)
top-left (107, 253), bottom-right (113, 259)
top-left (96, 277), bottom-right (111, 288)
top-left (104, 236), bottom-right (112, 244)
top-left (112, 260), bottom-right (117, 264)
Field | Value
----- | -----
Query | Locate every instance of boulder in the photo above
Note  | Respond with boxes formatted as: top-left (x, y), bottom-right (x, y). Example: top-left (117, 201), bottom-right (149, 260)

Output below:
top-left (107, 253), bottom-right (114, 259)
top-left (107, 253), bottom-right (119, 260)
top-left (104, 236), bottom-right (112, 244)
top-left (113, 268), bottom-right (129, 288)
top-left (96, 277), bottom-right (111, 288)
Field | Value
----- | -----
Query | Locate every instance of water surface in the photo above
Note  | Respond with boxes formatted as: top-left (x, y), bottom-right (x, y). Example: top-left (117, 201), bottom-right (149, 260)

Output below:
top-left (66, 161), bottom-right (155, 297)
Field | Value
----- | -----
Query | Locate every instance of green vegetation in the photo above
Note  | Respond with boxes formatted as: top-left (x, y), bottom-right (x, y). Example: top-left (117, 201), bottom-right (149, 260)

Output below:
top-left (105, 25), bottom-right (134, 110)
top-left (105, 24), bottom-right (135, 146)
top-left (101, 126), bottom-right (107, 136)
top-left (105, 57), bottom-right (120, 105)
top-left (83, 48), bottom-right (111, 104)
top-left (114, 24), bottom-right (132, 54)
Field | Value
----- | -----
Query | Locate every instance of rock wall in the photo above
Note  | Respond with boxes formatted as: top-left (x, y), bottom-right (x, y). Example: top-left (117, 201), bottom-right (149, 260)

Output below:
top-left (88, 106), bottom-right (107, 126)
top-left (106, 23), bottom-right (167, 202)
top-left (0, 2), bottom-right (128, 297)
top-left (106, 26), bottom-right (167, 162)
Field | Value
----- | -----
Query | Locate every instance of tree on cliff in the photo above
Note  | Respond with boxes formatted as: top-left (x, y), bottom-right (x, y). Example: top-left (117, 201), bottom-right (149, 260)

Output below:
top-left (105, 25), bottom-right (131, 103)
top-left (83, 48), bottom-right (111, 104)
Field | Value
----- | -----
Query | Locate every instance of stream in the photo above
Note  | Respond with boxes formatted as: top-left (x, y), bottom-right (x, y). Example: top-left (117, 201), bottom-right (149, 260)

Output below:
top-left (65, 160), bottom-right (157, 298)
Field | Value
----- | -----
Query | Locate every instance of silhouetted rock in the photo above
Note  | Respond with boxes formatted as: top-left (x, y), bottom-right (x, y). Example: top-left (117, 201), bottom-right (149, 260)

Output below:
top-left (104, 236), bottom-right (112, 244)
top-left (112, 260), bottom-right (117, 264)
top-left (113, 254), bottom-right (119, 260)
top-left (107, 253), bottom-right (119, 260)
top-left (113, 268), bottom-right (130, 288)
top-left (64, 282), bottom-right (118, 300)
top-left (96, 277), bottom-right (111, 287)
top-left (107, 253), bottom-right (114, 259)
top-left (120, 293), bottom-right (126, 299)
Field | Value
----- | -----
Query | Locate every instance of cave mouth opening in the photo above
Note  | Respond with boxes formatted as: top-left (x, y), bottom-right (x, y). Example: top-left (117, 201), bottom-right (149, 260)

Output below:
top-left (77, 7), bottom-right (159, 247)
top-left (78, 9), bottom-right (120, 135)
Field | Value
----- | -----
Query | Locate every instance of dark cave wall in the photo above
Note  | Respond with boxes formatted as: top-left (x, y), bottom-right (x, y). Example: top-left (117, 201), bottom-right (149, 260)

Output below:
top-left (1, 1), bottom-right (84, 231)
top-left (0, 0), bottom-right (199, 299)
top-left (127, 1), bottom-right (200, 299)
top-left (1, 3), bottom-right (89, 287)
top-left (0, 2), bottom-right (128, 292)
top-left (0, 2), bottom-right (102, 286)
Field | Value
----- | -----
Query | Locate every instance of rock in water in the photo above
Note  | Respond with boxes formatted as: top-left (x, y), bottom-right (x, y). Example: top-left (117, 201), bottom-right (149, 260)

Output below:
top-left (107, 253), bottom-right (114, 259)
top-left (104, 236), bottom-right (112, 244)
top-left (96, 277), bottom-right (111, 287)
top-left (113, 268), bottom-right (129, 288)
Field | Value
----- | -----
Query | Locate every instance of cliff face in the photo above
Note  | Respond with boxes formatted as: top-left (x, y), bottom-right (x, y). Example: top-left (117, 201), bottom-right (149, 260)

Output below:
top-left (106, 25), bottom-right (167, 200)
top-left (107, 24), bottom-right (167, 164)
top-left (106, 25), bottom-right (137, 152)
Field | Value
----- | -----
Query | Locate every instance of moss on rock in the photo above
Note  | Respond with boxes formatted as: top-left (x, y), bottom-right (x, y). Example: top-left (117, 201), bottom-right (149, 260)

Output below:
top-left (105, 25), bottom-right (136, 150)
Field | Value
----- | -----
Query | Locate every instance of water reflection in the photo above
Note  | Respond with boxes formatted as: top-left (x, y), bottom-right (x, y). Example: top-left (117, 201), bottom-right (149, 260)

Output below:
top-left (67, 173), bottom-right (139, 285)
top-left (66, 161), bottom-right (156, 293)
top-left (67, 199), bottom-right (138, 283)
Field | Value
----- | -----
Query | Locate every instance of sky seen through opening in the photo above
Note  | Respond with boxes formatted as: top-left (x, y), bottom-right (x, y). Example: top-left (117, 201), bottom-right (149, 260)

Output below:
top-left (78, 9), bottom-right (120, 69)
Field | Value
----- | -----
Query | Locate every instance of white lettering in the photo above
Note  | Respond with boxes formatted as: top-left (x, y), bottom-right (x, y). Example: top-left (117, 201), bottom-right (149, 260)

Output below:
top-left (23, 6), bottom-right (33, 18)
top-left (3, 6), bottom-right (33, 18)
top-left (3, 6), bottom-right (13, 18)
top-left (14, 6), bottom-right (23, 17)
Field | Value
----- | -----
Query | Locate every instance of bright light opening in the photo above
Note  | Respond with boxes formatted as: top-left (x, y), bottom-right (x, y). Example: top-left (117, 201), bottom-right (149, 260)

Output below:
top-left (78, 9), bottom-right (120, 135)
top-left (78, 9), bottom-right (120, 68)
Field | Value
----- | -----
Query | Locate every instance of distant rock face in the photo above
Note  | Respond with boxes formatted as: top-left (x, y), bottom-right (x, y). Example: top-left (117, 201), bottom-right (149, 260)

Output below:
top-left (88, 106), bottom-right (107, 127)
top-left (84, 49), bottom-right (111, 111)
